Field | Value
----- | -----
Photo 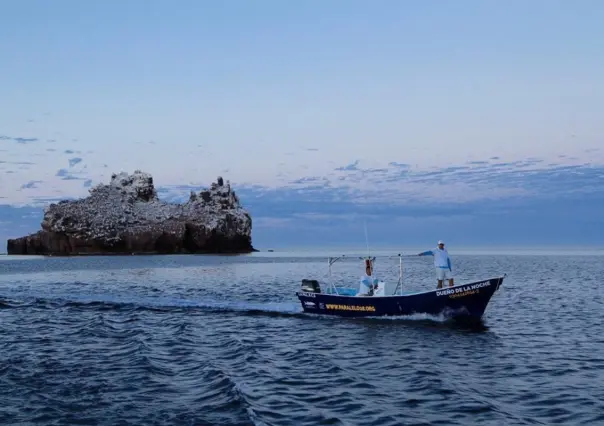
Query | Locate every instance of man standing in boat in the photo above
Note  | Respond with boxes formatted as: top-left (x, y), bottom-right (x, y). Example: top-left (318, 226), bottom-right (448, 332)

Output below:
top-left (418, 240), bottom-right (454, 289)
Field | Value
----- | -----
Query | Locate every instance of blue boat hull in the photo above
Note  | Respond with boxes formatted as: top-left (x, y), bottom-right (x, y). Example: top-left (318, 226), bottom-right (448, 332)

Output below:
top-left (296, 276), bottom-right (505, 319)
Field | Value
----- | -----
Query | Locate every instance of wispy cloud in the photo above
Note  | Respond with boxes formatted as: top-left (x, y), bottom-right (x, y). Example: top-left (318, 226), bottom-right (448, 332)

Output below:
top-left (268, 157), bottom-right (603, 205)
top-left (0, 135), bottom-right (38, 144)
top-left (1, 146), bottom-right (604, 240)
top-left (20, 180), bottom-right (43, 189)
top-left (55, 168), bottom-right (86, 181)
top-left (1, 154), bottom-right (603, 247)
top-left (0, 161), bottom-right (36, 165)
top-left (68, 157), bottom-right (83, 167)
top-left (1, 153), bottom-right (602, 207)
top-left (335, 160), bottom-right (361, 172)
top-left (150, 160), bottom-right (603, 219)
top-left (14, 137), bottom-right (38, 144)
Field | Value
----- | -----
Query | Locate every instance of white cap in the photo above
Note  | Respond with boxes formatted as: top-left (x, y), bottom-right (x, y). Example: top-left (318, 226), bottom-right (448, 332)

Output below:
top-left (438, 240), bottom-right (444, 245)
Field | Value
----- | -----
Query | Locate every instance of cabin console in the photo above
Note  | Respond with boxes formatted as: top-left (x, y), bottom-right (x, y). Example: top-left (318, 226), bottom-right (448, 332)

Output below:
top-left (300, 279), bottom-right (321, 293)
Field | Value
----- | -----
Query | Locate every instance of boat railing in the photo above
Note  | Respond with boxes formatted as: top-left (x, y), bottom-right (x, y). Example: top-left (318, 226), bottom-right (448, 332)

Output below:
top-left (325, 254), bottom-right (507, 297)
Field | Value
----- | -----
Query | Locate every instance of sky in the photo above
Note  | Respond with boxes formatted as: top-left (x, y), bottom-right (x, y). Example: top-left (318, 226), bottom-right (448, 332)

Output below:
top-left (1, 0), bottom-right (604, 251)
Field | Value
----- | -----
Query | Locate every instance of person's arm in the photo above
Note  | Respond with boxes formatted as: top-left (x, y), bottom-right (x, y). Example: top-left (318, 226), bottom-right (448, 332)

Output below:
top-left (418, 250), bottom-right (433, 256)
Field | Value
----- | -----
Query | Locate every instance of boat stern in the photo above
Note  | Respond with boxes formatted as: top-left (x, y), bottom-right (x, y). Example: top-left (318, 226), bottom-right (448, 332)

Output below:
top-left (296, 278), bottom-right (323, 312)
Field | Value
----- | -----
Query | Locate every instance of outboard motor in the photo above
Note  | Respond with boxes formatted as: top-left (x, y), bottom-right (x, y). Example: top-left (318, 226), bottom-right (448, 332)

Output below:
top-left (301, 279), bottom-right (321, 293)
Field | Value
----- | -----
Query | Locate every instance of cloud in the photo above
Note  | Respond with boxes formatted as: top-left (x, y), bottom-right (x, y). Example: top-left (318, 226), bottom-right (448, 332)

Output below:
top-left (0, 135), bottom-right (38, 144)
top-left (1, 154), bottom-right (603, 248)
top-left (315, 158), bottom-right (601, 204)
top-left (54, 168), bottom-right (86, 181)
top-left (0, 161), bottom-right (36, 165)
top-left (14, 137), bottom-right (38, 144)
top-left (2, 152), bottom-right (603, 209)
top-left (154, 156), bottom-right (604, 247)
top-left (389, 162), bottom-right (411, 169)
top-left (20, 180), bottom-right (43, 189)
top-left (335, 160), bottom-right (361, 172)
top-left (68, 157), bottom-right (83, 167)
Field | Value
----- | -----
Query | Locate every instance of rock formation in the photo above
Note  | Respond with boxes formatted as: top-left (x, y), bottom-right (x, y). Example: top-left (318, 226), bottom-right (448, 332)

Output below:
top-left (6, 170), bottom-right (256, 255)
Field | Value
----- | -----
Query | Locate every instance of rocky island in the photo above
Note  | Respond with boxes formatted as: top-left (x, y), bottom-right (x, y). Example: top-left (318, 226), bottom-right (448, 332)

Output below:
top-left (6, 170), bottom-right (256, 255)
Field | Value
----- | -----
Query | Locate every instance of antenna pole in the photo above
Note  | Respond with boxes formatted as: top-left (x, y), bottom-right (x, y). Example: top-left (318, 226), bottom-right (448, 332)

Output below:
top-left (328, 256), bottom-right (341, 295)
top-left (364, 220), bottom-right (370, 258)
top-left (392, 253), bottom-right (404, 295)
top-left (399, 253), bottom-right (403, 295)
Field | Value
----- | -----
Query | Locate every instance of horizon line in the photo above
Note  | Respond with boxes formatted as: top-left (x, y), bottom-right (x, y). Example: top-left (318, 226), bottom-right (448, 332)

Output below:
top-left (2, 245), bottom-right (602, 258)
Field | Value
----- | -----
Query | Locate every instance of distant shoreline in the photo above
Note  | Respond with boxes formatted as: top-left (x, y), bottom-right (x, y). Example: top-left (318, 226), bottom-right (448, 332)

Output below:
top-left (0, 250), bottom-right (255, 257)
top-left (1, 246), bottom-right (603, 258)
top-left (250, 244), bottom-right (602, 253)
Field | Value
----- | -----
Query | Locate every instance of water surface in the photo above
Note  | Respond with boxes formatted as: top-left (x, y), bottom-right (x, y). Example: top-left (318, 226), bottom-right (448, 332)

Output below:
top-left (1, 252), bottom-right (602, 425)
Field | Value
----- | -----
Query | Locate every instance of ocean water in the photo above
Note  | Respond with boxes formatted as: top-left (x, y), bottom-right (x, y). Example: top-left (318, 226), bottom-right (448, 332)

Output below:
top-left (0, 251), bottom-right (602, 425)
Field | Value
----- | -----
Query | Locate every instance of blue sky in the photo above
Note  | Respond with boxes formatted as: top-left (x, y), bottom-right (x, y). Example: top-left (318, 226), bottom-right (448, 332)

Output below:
top-left (1, 0), bottom-right (603, 250)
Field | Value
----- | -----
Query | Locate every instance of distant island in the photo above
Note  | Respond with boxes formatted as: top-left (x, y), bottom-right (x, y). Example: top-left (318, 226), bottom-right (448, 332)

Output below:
top-left (6, 170), bottom-right (256, 256)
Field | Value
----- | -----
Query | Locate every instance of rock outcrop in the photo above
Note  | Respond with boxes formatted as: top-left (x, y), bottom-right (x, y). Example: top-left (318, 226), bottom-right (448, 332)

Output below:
top-left (6, 170), bottom-right (256, 255)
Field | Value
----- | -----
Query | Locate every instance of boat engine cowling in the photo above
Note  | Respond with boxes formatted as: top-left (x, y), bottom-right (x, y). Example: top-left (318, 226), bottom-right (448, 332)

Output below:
top-left (301, 279), bottom-right (321, 293)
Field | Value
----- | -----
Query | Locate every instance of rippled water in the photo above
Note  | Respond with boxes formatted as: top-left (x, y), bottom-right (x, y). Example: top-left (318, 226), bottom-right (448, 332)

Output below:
top-left (0, 251), bottom-right (603, 425)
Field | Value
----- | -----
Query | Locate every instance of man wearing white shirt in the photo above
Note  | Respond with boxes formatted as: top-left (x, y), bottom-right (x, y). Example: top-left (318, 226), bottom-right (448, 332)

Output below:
top-left (358, 258), bottom-right (384, 296)
top-left (418, 240), bottom-right (454, 289)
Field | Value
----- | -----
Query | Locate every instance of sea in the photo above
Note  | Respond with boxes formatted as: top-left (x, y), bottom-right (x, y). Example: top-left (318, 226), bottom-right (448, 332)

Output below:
top-left (0, 249), bottom-right (602, 426)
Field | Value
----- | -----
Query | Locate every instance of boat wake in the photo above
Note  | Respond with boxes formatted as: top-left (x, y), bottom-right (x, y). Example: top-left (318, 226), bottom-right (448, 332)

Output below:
top-left (0, 291), bottom-right (486, 329)
top-left (0, 292), bottom-right (304, 316)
